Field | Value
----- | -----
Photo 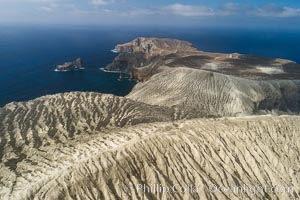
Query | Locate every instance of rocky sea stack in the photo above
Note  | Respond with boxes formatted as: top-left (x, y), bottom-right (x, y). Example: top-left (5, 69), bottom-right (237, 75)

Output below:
top-left (1, 38), bottom-right (300, 200)
top-left (55, 58), bottom-right (84, 72)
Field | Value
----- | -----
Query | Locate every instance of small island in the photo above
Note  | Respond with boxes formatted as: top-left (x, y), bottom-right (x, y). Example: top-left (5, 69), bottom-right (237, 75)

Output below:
top-left (55, 58), bottom-right (84, 72)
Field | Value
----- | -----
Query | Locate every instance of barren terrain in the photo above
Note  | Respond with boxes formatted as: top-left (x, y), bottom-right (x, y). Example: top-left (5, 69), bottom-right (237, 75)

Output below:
top-left (1, 38), bottom-right (299, 200)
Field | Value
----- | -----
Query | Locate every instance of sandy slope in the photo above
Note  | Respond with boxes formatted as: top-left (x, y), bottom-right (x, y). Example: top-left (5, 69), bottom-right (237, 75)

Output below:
top-left (0, 92), bottom-right (179, 164)
top-left (0, 113), bottom-right (299, 199)
top-left (127, 67), bottom-right (300, 117)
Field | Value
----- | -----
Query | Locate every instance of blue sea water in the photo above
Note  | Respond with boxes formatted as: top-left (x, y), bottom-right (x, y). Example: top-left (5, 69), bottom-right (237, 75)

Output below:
top-left (0, 25), bottom-right (300, 107)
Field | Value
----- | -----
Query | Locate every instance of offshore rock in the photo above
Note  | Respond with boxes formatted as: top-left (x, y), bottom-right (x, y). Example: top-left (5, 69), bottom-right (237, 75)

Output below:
top-left (55, 58), bottom-right (84, 71)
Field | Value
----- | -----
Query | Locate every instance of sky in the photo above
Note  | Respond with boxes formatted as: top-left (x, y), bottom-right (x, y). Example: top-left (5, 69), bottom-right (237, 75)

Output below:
top-left (0, 0), bottom-right (300, 27)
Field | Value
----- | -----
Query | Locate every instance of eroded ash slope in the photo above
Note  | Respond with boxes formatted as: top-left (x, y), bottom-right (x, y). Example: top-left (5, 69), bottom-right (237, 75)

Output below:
top-left (127, 67), bottom-right (300, 117)
top-left (0, 115), bottom-right (299, 200)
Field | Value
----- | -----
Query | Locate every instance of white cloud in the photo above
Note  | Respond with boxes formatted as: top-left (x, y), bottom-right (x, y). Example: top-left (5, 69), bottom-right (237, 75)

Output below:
top-left (162, 3), bottom-right (300, 18)
top-left (37, 6), bottom-right (53, 12)
top-left (165, 4), bottom-right (215, 17)
top-left (125, 8), bottom-right (156, 16)
top-left (219, 3), bottom-right (253, 15)
top-left (256, 4), bottom-right (300, 17)
top-left (90, 0), bottom-right (108, 6)
top-left (4, 1), bottom-right (299, 23)
top-left (161, 3), bottom-right (249, 17)
top-left (280, 7), bottom-right (300, 17)
top-left (0, 0), bottom-right (50, 2)
top-left (60, 3), bottom-right (300, 19)
top-left (34, 3), bottom-right (59, 13)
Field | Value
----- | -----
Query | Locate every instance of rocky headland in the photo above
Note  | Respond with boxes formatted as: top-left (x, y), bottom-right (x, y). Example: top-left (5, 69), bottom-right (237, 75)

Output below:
top-left (55, 58), bottom-right (84, 72)
top-left (105, 37), bottom-right (300, 81)
top-left (1, 38), bottom-right (300, 200)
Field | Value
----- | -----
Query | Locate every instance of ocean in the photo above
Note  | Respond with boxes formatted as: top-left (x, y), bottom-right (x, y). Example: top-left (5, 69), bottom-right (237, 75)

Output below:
top-left (0, 25), bottom-right (300, 107)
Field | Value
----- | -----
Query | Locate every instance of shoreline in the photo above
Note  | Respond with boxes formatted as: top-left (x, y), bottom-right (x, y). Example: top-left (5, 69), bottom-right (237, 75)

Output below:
top-left (99, 67), bottom-right (120, 73)
top-left (111, 49), bottom-right (119, 53)
top-left (99, 68), bottom-right (131, 75)
top-left (100, 68), bottom-right (138, 83)
top-left (54, 68), bottom-right (85, 72)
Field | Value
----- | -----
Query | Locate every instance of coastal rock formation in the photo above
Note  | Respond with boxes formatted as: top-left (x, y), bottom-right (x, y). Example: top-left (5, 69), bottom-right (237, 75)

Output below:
top-left (105, 37), bottom-right (197, 74)
top-left (114, 37), bottom-right (197, 57)
top-left (0, 109), bottom-right (299, 199)
top-left (127, 67), bottom-right (300, 117)
top-left (106, 38), bottom-right (300, 81)
top-left (56, 58), bottom-right (84, 71)
top-left (106, 37), bottom-right (300, 116)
